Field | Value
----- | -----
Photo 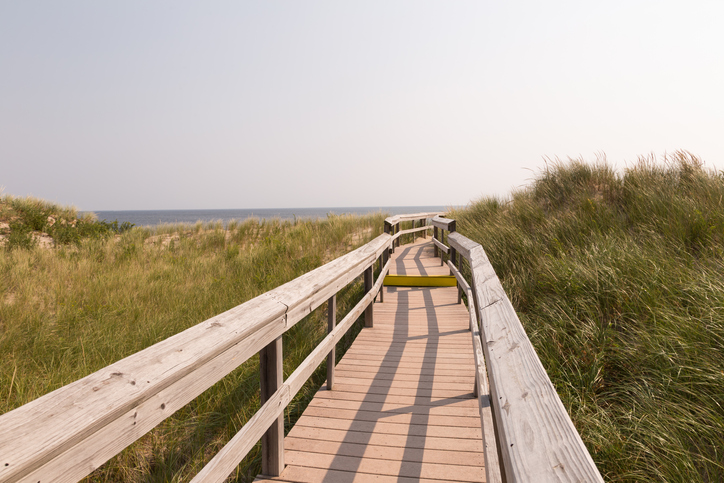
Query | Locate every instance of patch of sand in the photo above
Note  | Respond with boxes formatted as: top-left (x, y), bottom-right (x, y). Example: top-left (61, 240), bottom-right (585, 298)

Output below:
top-left (144, 233), bottom-right (181, 248)
top-left (33, 232), bottom-right (54, 248)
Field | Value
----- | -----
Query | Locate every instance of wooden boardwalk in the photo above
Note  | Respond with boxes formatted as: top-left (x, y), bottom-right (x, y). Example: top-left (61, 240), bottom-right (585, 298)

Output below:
top-left (257, 238), bottom-right (485, 482)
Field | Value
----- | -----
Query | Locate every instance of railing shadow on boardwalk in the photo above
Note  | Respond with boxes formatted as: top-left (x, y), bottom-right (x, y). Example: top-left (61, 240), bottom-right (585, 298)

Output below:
top-left (392, 245), bottom-right (430, 276)
top-left (319, 287), bottom-right (444, 482)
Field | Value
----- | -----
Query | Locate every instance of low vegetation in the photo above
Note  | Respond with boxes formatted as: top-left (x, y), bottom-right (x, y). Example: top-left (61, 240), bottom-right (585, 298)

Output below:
top-left (0, 194), bottom-right (134, 250)
top-left (0, 200), bottom-right (385, 481)
top-left (451, 152), bottom-right (724, 482)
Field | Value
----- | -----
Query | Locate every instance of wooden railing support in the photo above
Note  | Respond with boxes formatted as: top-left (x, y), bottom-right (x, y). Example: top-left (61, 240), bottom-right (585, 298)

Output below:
top-left (451, 249), bottom-right (462, 304)
top-left (440, 230), bottom-right (445, 266)
top-left (378, 254), bottom-right (385, 303)
top-left (326, 295), bottom-right (336, 390)
top-left (364, 266), bottom-right (374, 327)
top-left (260, 336), bottom-right (284, 476)
top-left (433, 226), bottom-right (439, 257)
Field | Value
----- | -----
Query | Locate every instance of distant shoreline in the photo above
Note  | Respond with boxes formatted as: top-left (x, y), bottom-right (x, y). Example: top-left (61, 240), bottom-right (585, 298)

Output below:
top-left (83, 206), bottom-right (453, 227)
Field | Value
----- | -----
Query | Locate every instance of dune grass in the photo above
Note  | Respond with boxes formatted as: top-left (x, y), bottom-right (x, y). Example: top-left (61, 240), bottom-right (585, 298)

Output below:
top-left (0, 206), bottom-right (385, 481)
top-left (450, 152), bottom-right (724, 482)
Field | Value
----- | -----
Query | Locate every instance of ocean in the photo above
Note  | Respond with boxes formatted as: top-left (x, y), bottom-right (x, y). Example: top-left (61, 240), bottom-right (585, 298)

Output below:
top-left (85, 206), bottom-right (452, 227)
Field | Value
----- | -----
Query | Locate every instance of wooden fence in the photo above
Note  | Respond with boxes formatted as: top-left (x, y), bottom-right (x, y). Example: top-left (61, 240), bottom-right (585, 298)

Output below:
top-left (0, 212), bottom-right (603, 483)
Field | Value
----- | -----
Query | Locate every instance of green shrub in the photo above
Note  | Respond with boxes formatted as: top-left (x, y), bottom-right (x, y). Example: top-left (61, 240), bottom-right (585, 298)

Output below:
top-left (10, 199), bottom-right (49, 231)
top-left (5, 222), bottom-right (36, 250)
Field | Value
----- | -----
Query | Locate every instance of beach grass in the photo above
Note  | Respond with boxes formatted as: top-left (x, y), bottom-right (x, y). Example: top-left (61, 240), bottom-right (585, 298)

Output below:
top-left (450, 152), bottom-right (724, 482)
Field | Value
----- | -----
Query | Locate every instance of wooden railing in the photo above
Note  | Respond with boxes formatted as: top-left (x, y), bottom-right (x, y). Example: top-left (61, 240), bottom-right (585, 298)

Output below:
top-left (383, 211), bottom-right (440, 252)
top-left (0, 211), bottom-right (603, 483)
top-left (0, 213), bottom-right (439, 483)
top-left (432, 215), bottom-right (604, 483)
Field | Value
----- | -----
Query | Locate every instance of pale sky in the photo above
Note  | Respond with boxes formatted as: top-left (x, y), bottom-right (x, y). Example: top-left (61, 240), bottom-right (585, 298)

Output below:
top-left (1, 1), bottom-right (722, 210)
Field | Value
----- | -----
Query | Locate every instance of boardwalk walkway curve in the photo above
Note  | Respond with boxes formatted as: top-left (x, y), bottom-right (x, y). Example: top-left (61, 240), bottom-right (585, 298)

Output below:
top-left (0, 213), bottom-right (603, 483)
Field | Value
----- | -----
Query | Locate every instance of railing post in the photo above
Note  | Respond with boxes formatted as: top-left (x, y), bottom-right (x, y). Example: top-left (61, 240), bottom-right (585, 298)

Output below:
top-left (260, 336), bottom-right (284, 476)
top-left (452, 249), bottom-right (462, 304)
top-left (440, 230), bottom-right (445, 266)
top-left (378, 254), bottom-right (385, 303)
top-left (326, 295), bottom-right (336, 390)
top-left (364, 266), bottom-right (374, 328)
top-left (433, 226), bottom-right (439, 257)
top-left (422, 218), bottom-right (427, 238)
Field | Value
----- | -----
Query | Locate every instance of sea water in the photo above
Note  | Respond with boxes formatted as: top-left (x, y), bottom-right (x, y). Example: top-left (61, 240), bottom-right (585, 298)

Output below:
top-left (85, 206), bottom-right (452, 227)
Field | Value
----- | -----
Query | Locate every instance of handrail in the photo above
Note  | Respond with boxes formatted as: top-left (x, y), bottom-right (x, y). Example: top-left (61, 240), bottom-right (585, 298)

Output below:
top-left (384, 211), bottom-right (443, 225)
top-left (0, 231), bottom-right (393, 483)
top-left (391, 224), bottom-right (430, 241)
top-left (447, 230), bottom-right (604, 483)
top-left (431, 214), bottom-right (456, 232)
top-left (384, 212), bottom-right (441, 252)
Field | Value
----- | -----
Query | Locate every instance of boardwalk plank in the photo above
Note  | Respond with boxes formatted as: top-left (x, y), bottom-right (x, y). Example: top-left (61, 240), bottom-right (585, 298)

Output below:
top-left (285, 438), bottom-right (485, 466)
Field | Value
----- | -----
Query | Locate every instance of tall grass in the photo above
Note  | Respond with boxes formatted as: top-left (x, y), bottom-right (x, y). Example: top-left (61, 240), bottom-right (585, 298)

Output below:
top-left (451, 152), bottom-right (724, 482)
top-left (0, 209), bottom-right (385, 481)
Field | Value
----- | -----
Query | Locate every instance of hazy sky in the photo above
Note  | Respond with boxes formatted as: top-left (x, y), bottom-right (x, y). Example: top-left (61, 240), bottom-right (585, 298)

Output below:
top-left (1, 1), bottom-right (722, 210)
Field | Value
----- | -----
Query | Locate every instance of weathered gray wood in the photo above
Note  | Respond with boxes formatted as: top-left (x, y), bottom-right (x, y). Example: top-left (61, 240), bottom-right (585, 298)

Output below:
top-left (431, 215), bottom-right (456, 232)
top-left (448, 232), bottom-right (481, 261)
top-left (447, 260), bottom-right (471, 294)
top-left (364, 266), bottom-right (373, 328)
top-left (260, 337), bottom-right (284, 476)
top-left (390, 225), bottom-right (430, 242)
top-left (433, 226), bottom-right (439, 257)
top-left (463, 241), bottom-right (604, 482)
top-left (382, 248), bottom-right (390, 302)
top-left (384, 212), bottom-right (443, 226)
top-left (432, 236), bottom-right (449, 255)
top-left (441, 231), bottom-right (445, 265)
top-left (326, 295), bottom-right (337, 390)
